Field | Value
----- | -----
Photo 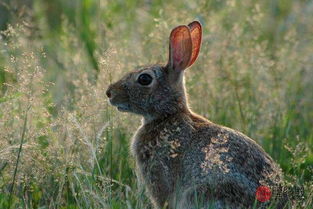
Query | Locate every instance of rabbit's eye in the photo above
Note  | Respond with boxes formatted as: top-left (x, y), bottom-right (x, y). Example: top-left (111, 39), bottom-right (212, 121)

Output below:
top-left (137, 73), bottom-right (153, 86)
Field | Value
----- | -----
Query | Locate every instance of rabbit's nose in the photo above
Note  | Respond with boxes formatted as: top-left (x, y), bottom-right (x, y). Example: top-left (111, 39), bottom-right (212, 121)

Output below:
top-left (106, 88), bottom-right (112, 98)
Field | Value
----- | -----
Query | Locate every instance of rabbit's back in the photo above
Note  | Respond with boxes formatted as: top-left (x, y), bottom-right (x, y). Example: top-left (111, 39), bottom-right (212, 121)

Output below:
top-left (180, 113), bottom-right (283, 207)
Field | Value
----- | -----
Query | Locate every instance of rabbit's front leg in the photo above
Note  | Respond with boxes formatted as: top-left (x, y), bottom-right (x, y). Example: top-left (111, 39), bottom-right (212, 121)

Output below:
top-left (139, 156), bottom-right (175, 209)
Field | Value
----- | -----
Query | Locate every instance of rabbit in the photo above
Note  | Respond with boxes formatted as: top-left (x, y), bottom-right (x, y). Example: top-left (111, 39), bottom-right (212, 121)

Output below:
top-left (106, 21), bottom-right (284, 209)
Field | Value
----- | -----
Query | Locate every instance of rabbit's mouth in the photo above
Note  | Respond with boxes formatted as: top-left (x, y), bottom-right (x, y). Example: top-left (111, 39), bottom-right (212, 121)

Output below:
top-left (116, 104), bottom-right (131, 112)
top-left (108, 98), bottom-right (130, 112)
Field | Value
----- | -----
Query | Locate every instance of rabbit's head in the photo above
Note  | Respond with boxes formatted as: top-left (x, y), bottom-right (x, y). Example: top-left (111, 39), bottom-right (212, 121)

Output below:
top-left (106, 21), bottom-right (202, 121)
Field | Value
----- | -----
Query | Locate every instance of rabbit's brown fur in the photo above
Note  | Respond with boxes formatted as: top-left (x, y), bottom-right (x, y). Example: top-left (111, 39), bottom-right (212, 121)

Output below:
top-left (106, 21), bottom-right (284, 209)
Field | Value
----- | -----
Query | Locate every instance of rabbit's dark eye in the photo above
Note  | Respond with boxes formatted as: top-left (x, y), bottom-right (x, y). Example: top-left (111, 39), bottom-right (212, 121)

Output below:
top-left (138, 73), bottom-right (153, 86)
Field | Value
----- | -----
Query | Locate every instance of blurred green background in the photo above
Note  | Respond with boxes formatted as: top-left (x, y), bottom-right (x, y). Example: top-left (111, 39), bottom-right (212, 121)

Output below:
top-left (0, 0), bottom-right (312, 208)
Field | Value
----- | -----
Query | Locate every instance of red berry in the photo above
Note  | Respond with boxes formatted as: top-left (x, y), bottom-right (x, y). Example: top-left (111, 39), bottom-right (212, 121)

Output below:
top-left (256, 185), bottom-right (272, 202)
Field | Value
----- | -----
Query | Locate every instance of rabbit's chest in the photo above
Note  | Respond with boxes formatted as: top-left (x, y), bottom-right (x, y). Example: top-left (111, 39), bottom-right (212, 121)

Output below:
top-left (131, 126), bottom-right (185, 192)
top-left (133, 133), bottom-right (182, 176)
top-left (134, 125), bottom-right (184, 160)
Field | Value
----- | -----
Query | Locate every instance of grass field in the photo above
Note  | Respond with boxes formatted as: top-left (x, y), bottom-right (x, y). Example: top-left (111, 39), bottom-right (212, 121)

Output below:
top-left (0, 0), bottom-right (312, 208)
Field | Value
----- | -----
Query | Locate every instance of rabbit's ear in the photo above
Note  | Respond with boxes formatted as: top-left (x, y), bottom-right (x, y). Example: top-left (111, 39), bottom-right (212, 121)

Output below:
top-left (187, 21), bottom-right (202, 67)
top-left (167, 25), bottom-right (192, 71)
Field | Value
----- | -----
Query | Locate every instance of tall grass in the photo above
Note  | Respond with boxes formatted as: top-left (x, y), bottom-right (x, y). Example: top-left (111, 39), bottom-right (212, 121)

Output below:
top-left (0, 0), bottom-right (312, 208)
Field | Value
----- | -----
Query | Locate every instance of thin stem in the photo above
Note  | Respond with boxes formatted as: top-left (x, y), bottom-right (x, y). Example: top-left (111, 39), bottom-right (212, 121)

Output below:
top-left (233, 82), bottom-right (247, 130)
top-left (7, 106), bottom-right (29, 209)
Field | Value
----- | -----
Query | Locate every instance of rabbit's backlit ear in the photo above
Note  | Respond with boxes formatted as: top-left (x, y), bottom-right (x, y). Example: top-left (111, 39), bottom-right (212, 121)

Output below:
top-left (168, 25), bottom-right (192, 71)
top-left (187, 21), bottom-right (202, 67)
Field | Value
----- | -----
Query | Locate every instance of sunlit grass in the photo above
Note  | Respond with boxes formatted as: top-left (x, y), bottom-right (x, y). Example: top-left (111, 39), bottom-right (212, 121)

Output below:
top-left (0, 0), bottom-right (312, 208)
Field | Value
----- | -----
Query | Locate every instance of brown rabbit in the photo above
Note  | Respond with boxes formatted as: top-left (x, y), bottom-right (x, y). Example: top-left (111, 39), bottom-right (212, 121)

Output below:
top-left (106, 21), bottom-right (284, 209)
